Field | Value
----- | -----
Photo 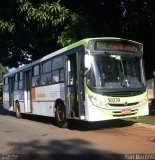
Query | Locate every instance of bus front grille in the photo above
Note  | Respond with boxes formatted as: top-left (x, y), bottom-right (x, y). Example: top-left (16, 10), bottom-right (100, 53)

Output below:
top-left (112, 109), bottom-right (138, 117)
top-left (109, 102), bottom-right (139, 107)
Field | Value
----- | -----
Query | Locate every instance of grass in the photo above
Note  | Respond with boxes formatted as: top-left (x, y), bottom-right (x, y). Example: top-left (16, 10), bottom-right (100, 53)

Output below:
top-left (123, 105), bottom-right (155, 125)
top-left (124, 116), bottom-right (155, 125)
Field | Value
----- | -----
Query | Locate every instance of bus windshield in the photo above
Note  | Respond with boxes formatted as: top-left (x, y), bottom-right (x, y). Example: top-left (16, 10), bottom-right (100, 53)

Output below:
top-left (86, 52), bottom-right (145, 90)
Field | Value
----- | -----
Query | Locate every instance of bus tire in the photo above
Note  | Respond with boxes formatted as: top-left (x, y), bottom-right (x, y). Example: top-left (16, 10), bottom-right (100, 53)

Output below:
top-left (15, 101), bottom-right (21, 118)
top-left (55, 103), bottom-right (68, 128)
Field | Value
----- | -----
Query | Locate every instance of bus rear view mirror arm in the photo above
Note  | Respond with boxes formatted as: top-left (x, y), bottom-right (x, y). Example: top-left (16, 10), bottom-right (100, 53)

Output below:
top-left (84, 50), bottom-right (91, 76)
top-left (84, 69), bottom-right (90, 76)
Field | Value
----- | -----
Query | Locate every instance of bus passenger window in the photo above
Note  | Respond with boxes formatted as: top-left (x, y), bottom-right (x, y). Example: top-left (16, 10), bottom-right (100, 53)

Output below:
top-left (19, 72), bottom-right (23, 89)
top-left (51, 56), bottom-right (64, 83)
top-left (41, 73), bottom-right (52, 85)
top-left (52, 70), bottom-right (59, 83)
top-left (32, 65), bottom-right (41, 87)
top-left (14, 74), bottom-right (18, 90)
top-left (60, 69), bottom-right (64, 82)
top-left (41, 60), bottom-right (52, 85)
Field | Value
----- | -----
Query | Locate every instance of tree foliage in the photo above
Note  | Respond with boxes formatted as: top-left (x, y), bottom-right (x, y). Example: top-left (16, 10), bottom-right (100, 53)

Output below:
top-left (0, 64), bottom-right (7, 82)
top-left (0, 0), bottom-right (74, 67)
top-left (0, 0), bottom-right (154, 78)
top-left (17, 0), bottom-right (69, 27)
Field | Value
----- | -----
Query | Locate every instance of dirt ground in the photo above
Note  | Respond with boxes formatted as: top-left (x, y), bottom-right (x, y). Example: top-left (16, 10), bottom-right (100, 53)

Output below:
top-left (0, 107), bottom-right (155, 160)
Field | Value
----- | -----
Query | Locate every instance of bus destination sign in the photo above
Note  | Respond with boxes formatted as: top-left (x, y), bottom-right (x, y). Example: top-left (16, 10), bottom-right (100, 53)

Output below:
top-left (95, 41), bottom-right (140, 52)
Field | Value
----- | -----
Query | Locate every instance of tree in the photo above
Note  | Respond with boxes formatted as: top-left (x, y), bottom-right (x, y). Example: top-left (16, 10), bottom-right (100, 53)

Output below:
top-left (119, 0), bottom-right (155, 78)
top-left (0, 0), bottom-right (75, 67)
top-left (0, 0), bottom-right (155, 78)
top-left (0, 64), bottom-right (7, 82)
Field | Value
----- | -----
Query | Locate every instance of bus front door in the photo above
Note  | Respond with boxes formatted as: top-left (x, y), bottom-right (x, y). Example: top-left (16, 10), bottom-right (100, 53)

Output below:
top-left (24, 70), bottom-right (32, 113)
top-left (76, 51), bottom-right (85, 119)
top-left (65, 51), bottom-right (85, 119)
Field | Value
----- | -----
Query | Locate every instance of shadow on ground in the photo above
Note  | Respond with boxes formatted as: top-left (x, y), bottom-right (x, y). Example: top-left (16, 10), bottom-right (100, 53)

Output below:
top-left (68, 119), bottom-right (134, 131)
top-left (0, 106), bottom-right (56, 125)
top-left (7, 139), bottom-right (125, 160)
top-left (0, 106), bottom-right (16, 116)
top-left (0, 107), bottom-right (135, 131)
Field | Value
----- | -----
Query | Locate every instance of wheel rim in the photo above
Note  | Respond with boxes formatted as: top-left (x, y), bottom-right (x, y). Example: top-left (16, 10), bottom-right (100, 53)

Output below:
top-left (58, 109), bottom-right (64, 122)
top-left (56, 106), bottom-right (65, 123)
top-left (16, 103), bottom-right (21, 118)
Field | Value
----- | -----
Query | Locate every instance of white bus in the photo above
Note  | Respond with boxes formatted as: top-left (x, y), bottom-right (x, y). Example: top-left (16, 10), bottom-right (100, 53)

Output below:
top-left (3, 37), bottom-right (149, 127)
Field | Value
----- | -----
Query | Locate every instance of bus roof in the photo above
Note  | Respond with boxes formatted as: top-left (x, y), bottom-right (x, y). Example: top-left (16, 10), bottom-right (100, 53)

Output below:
top-left (3, 37), bottom-right (142, 77)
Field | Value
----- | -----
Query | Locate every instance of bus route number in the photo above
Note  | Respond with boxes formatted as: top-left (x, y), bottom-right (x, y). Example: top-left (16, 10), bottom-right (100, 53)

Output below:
top-left (108, 98), bottom-right (120, 103)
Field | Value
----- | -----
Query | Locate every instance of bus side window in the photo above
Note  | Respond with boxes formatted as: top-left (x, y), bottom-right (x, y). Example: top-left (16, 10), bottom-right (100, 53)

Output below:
top-left (4, 77), bottom-right (9, 92)
top-left (14, 73), bottom-right (18, 91)
top-left (32, 65), bottom-right (41, 87)
top-left (60, 69), bottom-right (64, 82)
top-left (52, 70), bottom-right (59, 83)
top-left (41, 60), bottom-right (52, 85)
top-left (19, 72), bottom-right (23, 90)
top-left (52, 55), bottom-right (64, 84)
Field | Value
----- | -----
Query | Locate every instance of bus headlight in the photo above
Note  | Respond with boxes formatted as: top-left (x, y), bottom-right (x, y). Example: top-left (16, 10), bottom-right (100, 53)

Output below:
top-left (89, 95), bottom-right (107, 109)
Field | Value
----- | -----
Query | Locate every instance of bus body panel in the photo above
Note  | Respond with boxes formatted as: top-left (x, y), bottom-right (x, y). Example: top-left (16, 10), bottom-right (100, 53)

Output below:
top-left (19, 101), bottom-right (25, 113)
top-left (32, 83), bottom-right (65, 102)
top-left (31, 101), bottom-right (54, 117)
top-left (30, 83), bottom-right (65, 117)
top-left (3, 92), bottom-right (10, 110)
top-left (84, 79), bottom-right (148, 121)
top-left (84, 93), bottom-right (149, 121)
top-left (12, 83), bottom-right (65, 117)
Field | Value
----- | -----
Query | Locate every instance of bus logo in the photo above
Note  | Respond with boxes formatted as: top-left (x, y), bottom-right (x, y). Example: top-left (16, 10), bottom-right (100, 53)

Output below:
top-left (125, 80), bottom-right (130, 87)
top-left (124, 101), bottom-right (128, 106)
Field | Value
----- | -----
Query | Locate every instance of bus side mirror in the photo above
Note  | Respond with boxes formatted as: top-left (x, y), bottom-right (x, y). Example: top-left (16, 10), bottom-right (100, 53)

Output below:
top-left (85, 54), bottom-right (91, 69)
top-left (84, 54), bottom-right (91, 76)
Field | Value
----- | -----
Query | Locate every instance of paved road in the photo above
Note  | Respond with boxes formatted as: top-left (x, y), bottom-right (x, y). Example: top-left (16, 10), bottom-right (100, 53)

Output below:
top-left (0, 108), bottom-right (155, 160)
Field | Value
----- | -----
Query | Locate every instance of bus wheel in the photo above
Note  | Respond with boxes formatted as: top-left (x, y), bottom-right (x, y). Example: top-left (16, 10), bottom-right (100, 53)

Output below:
top-left (55, 103), bottom-right (68, 128)
top-left (15, 101), bottom-right (21, 118)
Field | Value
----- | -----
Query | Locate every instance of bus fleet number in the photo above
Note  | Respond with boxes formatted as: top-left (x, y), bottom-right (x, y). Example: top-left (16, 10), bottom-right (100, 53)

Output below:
top-left (108, 98), bottom-right (120, 103)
